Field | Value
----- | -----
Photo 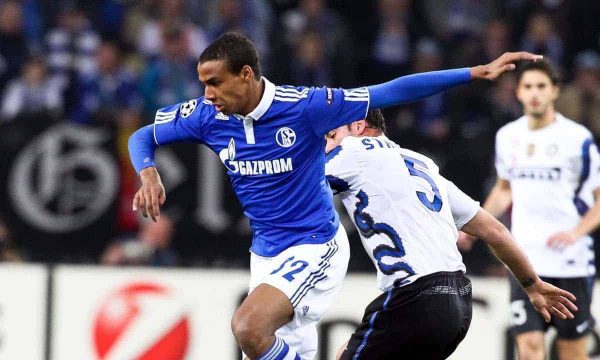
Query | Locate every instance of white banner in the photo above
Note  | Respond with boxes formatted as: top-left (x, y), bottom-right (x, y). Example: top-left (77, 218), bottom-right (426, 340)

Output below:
top-left (45, 266), bottom-right (600, 359)
top-left (0, 264), bottom-right (47, 360)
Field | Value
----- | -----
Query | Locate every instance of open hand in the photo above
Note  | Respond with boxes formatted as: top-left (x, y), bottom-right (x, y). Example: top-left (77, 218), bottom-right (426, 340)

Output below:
top-left (525, 279), bottom-right (578, 323)
top-left (132, 167), bottom-right (166, 222)
top-left (471, 52), bottom-right (543, 81)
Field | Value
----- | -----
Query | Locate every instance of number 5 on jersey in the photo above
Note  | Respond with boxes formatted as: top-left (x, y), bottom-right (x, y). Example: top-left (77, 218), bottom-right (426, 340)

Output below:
top-left (402, 155), bottom-right (443, 212)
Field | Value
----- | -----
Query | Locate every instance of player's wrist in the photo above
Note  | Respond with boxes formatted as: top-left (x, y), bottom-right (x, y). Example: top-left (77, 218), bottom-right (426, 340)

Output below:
top-left (140, 167), bottom-right (159, 181)
top-left (520, 276), bottom-right (540, 289)
top-left (568, 229), bottom-right (582, 240)
top-left (469, 65), bottom-right (488, 81)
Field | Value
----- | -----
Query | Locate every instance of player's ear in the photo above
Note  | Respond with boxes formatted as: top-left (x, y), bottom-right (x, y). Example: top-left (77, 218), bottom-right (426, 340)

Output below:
top-left (551, 84), bottom-right (560, 100)
top-left (241, 65), bottom-right (253, 81)
top-left (354, 120), bottom-right (367, 135)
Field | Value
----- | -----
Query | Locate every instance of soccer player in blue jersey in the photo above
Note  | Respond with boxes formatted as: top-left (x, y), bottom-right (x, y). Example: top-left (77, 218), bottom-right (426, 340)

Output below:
top-left (128, 32), bottom-right (542, 360)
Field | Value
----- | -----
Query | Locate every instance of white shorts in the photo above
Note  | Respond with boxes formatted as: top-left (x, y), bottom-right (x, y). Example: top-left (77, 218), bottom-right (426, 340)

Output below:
top-left (248, 225), bottom-right (350, 360)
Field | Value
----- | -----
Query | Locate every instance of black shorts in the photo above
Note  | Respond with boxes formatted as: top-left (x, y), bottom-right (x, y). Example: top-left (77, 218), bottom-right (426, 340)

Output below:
top-left (509, 275), bottom-right (594, 339)
top-left (340, 271), bottom-right (473, 360)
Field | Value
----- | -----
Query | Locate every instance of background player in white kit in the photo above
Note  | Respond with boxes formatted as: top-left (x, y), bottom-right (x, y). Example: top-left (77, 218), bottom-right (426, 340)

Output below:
top-left (325, 110), bottom-right (577, 360)
top-left (469, 60), bottom-right (600, 360)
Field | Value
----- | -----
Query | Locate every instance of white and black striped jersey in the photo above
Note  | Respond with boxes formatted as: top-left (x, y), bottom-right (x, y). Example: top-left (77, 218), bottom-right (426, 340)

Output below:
top-left (495, 113), bottom-right (600, 277)
top-left (325, 135), bottom-right (479, 291)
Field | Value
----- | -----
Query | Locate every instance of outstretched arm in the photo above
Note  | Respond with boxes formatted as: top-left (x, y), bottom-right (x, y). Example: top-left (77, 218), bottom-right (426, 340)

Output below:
top-left (367, 52), bottom-right (543, 109)
top-left (461, 208), bottom-right (578, 322)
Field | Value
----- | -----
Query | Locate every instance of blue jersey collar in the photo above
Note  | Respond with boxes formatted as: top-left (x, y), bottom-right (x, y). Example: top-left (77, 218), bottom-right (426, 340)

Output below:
top-left (244, 77), bottom-right (275, 121)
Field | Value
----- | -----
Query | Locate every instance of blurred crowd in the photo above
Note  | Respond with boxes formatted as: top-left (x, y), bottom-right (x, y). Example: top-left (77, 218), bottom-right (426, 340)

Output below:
top-left (0, 0), bottom-right (599, 274)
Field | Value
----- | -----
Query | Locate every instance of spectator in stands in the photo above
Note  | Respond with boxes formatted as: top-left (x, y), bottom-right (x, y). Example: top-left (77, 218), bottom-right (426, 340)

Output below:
top-left (408, 38), bottom-right (451, 159)
top-left (139, 24), bottom-right (202, 117)
top-left (520, 12), bottom-right (564, 65)
top-left (369, 0), bottom-right (412, 81)
top-left (133, 0), bottom-right (208, 59)
top-left (290, 32), bottom-right (332, 86)
top-left (282, 0), bottom-right (352, 85)
top-left (101, 214), bottom-right (178, 267)
top-left (481, 19), bottom-right (512, 64)
top-left (421, 0), bottom-right (500, 43)
top-left (71, 40), bottom-right (141, 126)
top-left (46, 3), bottom-right (100, 89)
top-left (556, 50), bottom-right (600, 140)
top-left (208, 0), bottom-right (270, 60)
top-left (0, 1), bottom-right (28, 94)
top-left (1, 57), bottom-right (62, 121)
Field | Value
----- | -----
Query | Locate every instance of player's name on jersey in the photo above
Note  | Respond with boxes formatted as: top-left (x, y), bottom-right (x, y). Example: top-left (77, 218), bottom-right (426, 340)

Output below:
top-left (224, 157), bottom-right (293, 176)
top-left (508, 166), bottom-right (561, 181)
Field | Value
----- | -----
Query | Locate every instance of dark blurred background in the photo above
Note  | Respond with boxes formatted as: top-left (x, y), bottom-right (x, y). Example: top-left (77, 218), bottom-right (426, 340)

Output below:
top-left (0, 0), bottom-right (599, 276)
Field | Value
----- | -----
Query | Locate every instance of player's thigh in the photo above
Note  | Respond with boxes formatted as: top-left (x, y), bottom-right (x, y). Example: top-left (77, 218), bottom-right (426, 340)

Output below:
top-left (556, 337), bottom-right (588, 360)
top-left (515, 331), bottom-right (545, 360)
top-left (342, 272), bottom-right (472, 360)
top-left (509, 276), bottom-right (547, 337)
top-left (248, 227), bottom-right (350, 354)
top-left (551, 277), bottom-right (594, 341)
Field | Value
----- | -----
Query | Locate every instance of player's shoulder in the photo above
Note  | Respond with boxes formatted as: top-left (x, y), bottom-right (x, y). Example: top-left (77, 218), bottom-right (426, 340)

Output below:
top-left (273, 85), bottom-right (311, 104)
top-left (154, 97), bottom-right (217, 123)
top-left (399, 147), bottom-right (437, 167)
top-left (496, 116), bottom-right (527, 139)
top-left (556, 113), bottom-right (593, 140)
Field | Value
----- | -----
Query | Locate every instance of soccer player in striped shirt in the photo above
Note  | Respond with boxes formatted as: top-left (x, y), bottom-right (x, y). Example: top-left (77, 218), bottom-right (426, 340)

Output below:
top-left (128, 32), bottom-right (542, 360)
top-left (325, 110), bottom-right (577, 359)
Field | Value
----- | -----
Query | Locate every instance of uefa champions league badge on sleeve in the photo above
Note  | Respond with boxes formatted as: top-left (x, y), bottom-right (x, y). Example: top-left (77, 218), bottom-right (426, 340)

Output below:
top-left (180, 99), bottom-right (198, 118)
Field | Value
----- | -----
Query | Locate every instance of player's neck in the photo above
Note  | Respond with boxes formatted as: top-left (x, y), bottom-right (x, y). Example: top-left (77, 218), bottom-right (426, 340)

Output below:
top-left (526, 108), bottom-right (556, 130)
top-left (241, 78), bottom-right (264, 116)
top-left (361, 128), bottom-right (382, 137)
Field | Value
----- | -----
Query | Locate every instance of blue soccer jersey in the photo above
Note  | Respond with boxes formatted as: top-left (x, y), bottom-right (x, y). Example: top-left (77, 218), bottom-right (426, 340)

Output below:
top-left (151, 78), bottom-right (369, 256)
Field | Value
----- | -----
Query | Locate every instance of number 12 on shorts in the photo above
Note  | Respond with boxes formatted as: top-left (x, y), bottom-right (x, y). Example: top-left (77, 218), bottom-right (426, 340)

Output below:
top-left (271, 256), bottom-right (309, 282)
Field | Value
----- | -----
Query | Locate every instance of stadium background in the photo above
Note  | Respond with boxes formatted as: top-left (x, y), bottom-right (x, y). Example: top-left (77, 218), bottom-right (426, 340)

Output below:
top-left (0, 0), bottom-right (600, 359)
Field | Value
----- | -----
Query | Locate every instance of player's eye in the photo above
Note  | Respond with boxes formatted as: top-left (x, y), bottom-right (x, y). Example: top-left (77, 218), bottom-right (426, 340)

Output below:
top-left (326, 131), bottom-right (336, 139)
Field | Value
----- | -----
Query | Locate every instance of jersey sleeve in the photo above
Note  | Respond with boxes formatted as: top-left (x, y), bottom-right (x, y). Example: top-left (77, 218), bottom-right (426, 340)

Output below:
top-left (579, 137), bottom-right (600, 195)
top-left (305, 87), bottom-right (369, 138)
top-left (494, 130), bottom-right (509, 180)
top-left (325, 144), bottom-right (361, 195)
top-left (445, 178), bottom-right (480, 229)
top-left (153, 98), bottom-right (207, 145)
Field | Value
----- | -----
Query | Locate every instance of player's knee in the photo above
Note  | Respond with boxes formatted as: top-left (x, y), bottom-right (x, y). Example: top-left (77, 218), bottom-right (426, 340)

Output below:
top-left (231, 309), bottom-right (267, 349)
top-left (557, 337), bottom-right (588, 360)
top-left (517, 335), bottom-right (545, 360)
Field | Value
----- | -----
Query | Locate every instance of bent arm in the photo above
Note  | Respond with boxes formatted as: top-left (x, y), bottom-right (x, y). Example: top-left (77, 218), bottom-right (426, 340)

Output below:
top-left (128, 124), bottom-right (158, 174)
top-left (570, 188), bottom-right (600, 239)
top-left (483, 178), bottom-right (512, 219)
top-left (461, 208), bottom-right (539, 287)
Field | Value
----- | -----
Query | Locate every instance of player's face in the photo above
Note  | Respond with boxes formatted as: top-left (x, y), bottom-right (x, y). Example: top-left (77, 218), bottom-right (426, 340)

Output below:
top-left (325, 125), bottom-right (352, 154)
top-left (198, 60), bottom-right (250, 115)
top-left (516, 70), bottom-right (559, 117)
